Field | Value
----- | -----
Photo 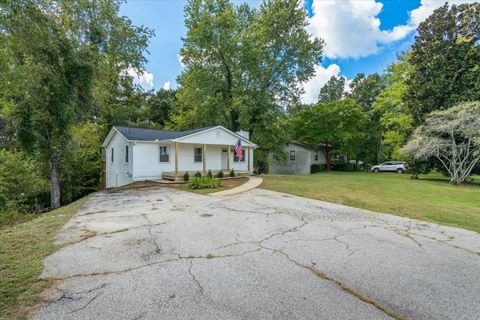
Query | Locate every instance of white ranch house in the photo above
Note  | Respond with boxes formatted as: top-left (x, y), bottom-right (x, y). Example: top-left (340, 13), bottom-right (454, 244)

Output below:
top-left (102, 125), bottom-right (257, 188)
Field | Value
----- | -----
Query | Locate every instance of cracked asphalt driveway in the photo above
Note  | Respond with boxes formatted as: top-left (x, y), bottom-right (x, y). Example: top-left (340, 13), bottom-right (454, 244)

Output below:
top-left (33, 187), bottom-right (480, 320)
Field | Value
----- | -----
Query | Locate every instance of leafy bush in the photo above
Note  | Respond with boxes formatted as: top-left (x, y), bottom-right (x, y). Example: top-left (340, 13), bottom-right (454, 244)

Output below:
top-left (194, 171), bottom-right (202, 178)
top-left (0, 150), bottom-right (48, 224)
top-left (217, 170), bottom-right (224, 178)
top-left (230, 168), bottom-right (235, 177)
top-left (311, 164), bottom-right (327, 173)
top-left (183, 171), bottom-right (189, 182)
top-left (331, 162), bottom-right (354, 172)
top-left (207, 169), bottom-right (212, 178)
top-left (188, 176), bottom-right (221, 190)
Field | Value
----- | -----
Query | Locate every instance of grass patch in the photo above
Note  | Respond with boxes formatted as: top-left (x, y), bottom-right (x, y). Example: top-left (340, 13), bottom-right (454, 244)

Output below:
top-left (0, 197), bottom-right (88, 320)
top-left (261, 172), bottom-right (480, 233)
top-left (173, 177), bottom-right (249, 195)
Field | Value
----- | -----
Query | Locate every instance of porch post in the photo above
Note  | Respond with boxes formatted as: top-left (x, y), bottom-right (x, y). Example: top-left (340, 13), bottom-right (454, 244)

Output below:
top-left (174, 142), bottom-right (179, 177)
top-left (203, 144), bottom-right (207, 174)
top-left (227, 145), bottom-right (231, 171)
top-left (247, 146), bottom-right (251, 172)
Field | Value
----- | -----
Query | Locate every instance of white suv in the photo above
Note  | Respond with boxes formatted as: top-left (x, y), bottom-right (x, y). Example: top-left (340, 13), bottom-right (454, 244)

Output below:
top-left (371, 161), bottom-right (406, 174)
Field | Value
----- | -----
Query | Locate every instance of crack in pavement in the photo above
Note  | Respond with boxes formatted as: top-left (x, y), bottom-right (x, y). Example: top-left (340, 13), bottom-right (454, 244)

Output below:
top-left (255, 243), bottom-right (408, 320)
top-left (66, 292), bottom-right (102, 314)
top-left (187, 260), bottom-right (203, 294)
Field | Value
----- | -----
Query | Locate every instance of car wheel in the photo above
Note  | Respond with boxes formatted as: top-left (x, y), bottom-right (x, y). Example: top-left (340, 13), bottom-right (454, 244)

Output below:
top-left (373, 168), bottom-right (380, 173)
top-left (396, 168), bottom-right (404, 174)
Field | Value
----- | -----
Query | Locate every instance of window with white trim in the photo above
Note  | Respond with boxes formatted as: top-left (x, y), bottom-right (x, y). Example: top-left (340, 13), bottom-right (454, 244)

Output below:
top-left (159, 146), bottom-right (169, 162)
top-left (289, 150), bottom-right (296, 161)
top-left (111, 148), bottom-right (114, 163)
top-left (233, 149), bottom-right (246, 162)
top-left (125, 145), bottom-right (129, 163)
top-left (314, 151), bottom-right (318, 161)
top-left (194, 147), bottom-right (203, 163)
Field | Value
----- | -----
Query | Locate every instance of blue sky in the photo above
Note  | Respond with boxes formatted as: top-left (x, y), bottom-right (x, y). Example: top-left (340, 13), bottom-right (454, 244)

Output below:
top-left (119, 0), bottom-right (471, 103)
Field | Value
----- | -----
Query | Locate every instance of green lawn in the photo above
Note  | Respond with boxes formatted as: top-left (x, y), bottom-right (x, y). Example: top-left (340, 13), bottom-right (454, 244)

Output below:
top-left (261, 172), bottom-right (480, 233)
top-left (0, 197), bottom-right (88, 320)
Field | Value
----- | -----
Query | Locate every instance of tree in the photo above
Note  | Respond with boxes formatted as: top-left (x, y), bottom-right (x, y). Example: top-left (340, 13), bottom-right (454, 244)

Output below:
top-left (293, 99), bottom-right (366, 169)
top-left (347, 73), bottom-right (386, 163)
top-left (0, 0), bottom-right (151, 208)
top-left (173, 0), bottom-right (323, 156)
top-left (318, 76), bottom-right (345, 103)
top-left (372, 53), bottom-right (413, 161)
top-left (406, 3), bottom-right (480, 125)
top-left (142, 89), bottom-right (178, 128)
top-left (402, 102), bottom-right (480, 184)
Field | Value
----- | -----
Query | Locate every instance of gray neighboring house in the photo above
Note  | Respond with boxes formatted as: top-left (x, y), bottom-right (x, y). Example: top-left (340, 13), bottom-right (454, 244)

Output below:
top-left (269, 141), bottom-right (326, 175)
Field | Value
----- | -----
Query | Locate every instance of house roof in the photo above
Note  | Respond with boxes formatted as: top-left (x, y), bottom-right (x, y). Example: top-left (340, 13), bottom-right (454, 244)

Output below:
top-left (113, 125), bottom-right (215, 142)
top-left (102, 125), bottom-right (257, 148)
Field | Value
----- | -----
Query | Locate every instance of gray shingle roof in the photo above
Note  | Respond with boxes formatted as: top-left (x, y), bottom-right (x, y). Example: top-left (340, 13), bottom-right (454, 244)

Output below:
top-left (114, 126), bottom-right (216, 141)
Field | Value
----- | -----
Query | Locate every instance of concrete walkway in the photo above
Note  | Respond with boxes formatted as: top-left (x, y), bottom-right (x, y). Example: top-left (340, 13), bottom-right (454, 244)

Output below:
top-left (209, 176), bottom-right (263, 196)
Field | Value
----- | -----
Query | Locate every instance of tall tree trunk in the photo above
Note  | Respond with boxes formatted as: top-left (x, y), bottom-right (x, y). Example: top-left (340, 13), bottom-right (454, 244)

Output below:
top-left (49, 158), bottom-right (61, 209)
top-left (323, 149), bottom-right (331, 171)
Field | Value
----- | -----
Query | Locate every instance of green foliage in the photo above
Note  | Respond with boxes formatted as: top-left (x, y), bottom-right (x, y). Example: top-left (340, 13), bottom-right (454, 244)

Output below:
top-left (347, 73), bottom-right (387, 163)
top-left (293, 99), bottom-right (366, 169)
top-left (173, 0), bottom-right (323, 156)
top-left (207, 169), bottom-right (213, 178)
top-left (0, 0), bottom-right (152, 208)
top-left (230, 168), bottom-right (235, 177)
top-left (331, 162), bottom-right (354, 172)
top-left (318, 76), bottom-right (345, 103)
top-left (188, 176), bottom-right (221, 189)
top-left (402, 101), bottom-right (480, 184)
top-left (406, 3), bottom-right (480, 124)
top-left (61, 122), bottom-right (103, 203)
top-left (194, 171), bottom-right (202, 178)
top-left (183, 171), bottom-right (190, 182)
top-left (372, 53), bottom-right (413, 162)
top-left (310, 164), bottom-right (327, 173)
top-left (217, 170), bottom-right (224, 178)
top-left (0, 150), bottom-right (48, 224)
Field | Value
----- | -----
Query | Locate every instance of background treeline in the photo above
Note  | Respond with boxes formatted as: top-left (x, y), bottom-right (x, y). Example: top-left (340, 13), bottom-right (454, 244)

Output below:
top-left (0, 0), bottom-right (479, 224)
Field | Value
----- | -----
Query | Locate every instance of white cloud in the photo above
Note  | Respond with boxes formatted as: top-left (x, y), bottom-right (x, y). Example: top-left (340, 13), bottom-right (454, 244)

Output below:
top-left (124, 67), bottom-right (154, 90)
top-left (301, 64), bottom-right (350, 104)
top-left (306, 0), bottom-right (412, 59)
top-left (162, 81), bottom-right (171, 90)
top-left (305, 0), bottom-right (474, 60)
top-left (408, 0), bottom-right (474, 27)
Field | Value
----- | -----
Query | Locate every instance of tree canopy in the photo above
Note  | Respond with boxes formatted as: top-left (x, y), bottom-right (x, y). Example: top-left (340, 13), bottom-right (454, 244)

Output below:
top-left (406, 2), bottom-right (480, 124)
top-left (173, 0), bottom-right (324, 156)
top-left (402, 101), bottom-right (480, 184)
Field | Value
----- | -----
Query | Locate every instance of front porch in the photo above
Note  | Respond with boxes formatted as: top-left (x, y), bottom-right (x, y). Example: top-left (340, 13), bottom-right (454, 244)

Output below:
top-left (163, 142), bottom-right (253, 181)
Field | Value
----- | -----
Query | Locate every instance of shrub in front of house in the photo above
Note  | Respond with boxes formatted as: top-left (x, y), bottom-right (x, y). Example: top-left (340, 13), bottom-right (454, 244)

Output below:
top-left (331, 162), bottom-right (354, 172)
top-left (194, 171), bottom-right (202, 178)
top-left (183, 171), bottom-right (189, 182)
top-left (230, 168), bottom-right (235, 177)
top-left (311, 164), bottom-right (327, 173)
top-left (188, 176), bottom-right (221, 190)
top-left (217, 170), bottom-right (224, 178)
top-left (207, 169), bottom-right (212, 178)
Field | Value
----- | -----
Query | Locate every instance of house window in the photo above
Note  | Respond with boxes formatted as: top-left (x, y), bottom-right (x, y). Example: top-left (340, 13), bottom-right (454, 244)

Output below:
top-left (314, 151), bottom-right (318, 161)
top-left (125, 145), bottom-right (129, 163)
top-left (233, 149), bottom-right (246, 162)
top-left (159, 146), bottom-right (169, 162)
top-left (111, 148), bottom-right (114, 163)
top-left (289, 150), bottom-right (296, 161)
top-left (194, 147), bottom-right (203, 163)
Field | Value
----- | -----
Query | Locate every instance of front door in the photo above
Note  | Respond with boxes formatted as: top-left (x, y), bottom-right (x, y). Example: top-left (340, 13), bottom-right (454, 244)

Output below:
top-left (221, 148), bottom-right (228, 170)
